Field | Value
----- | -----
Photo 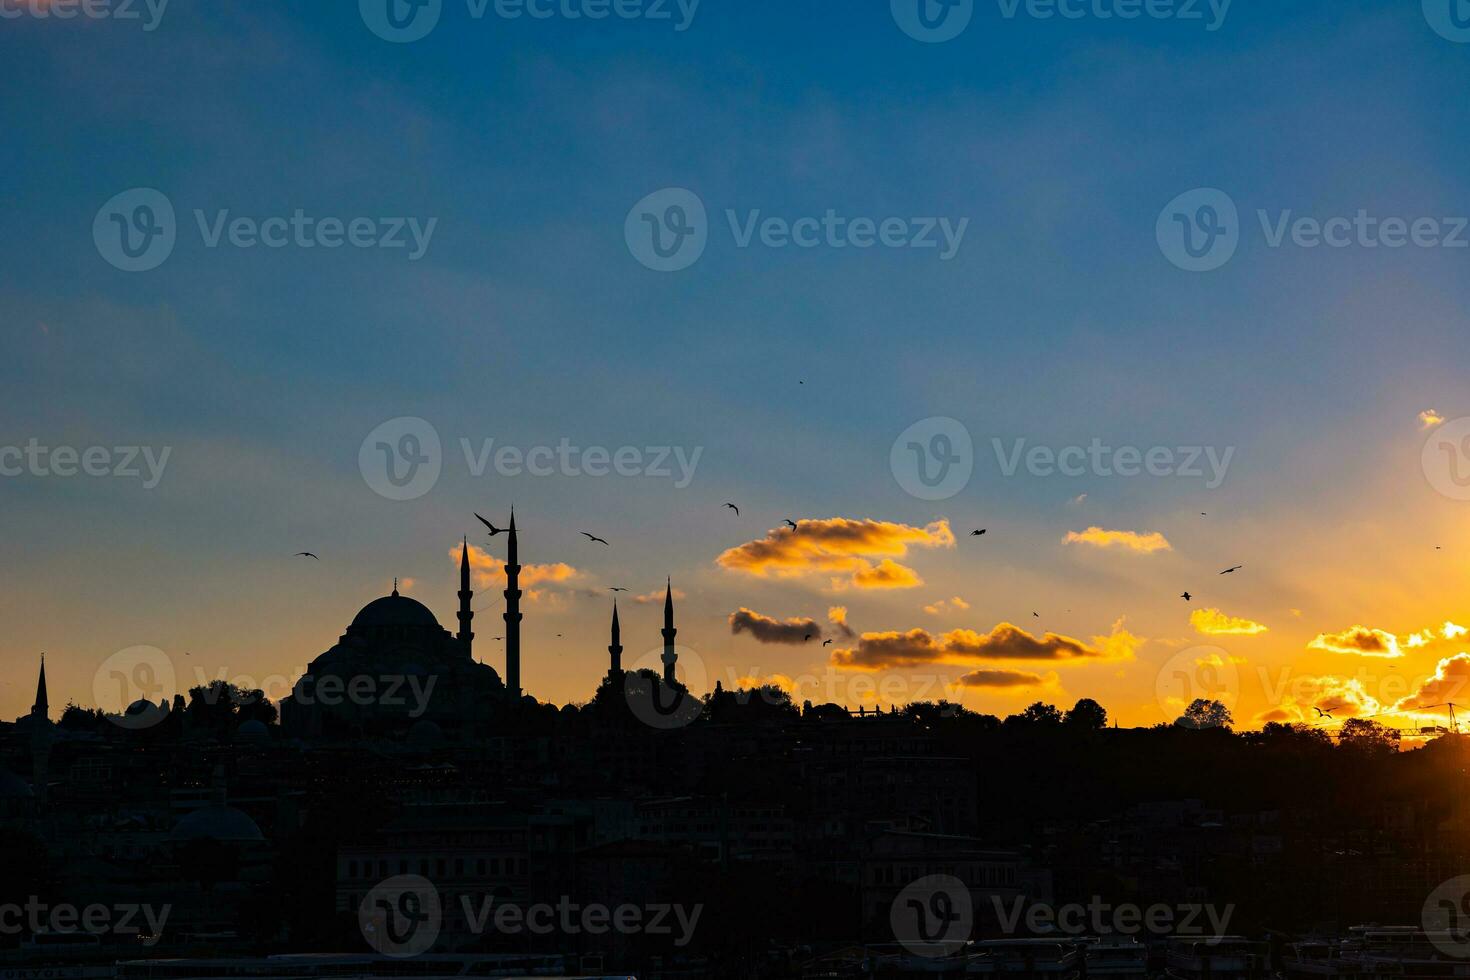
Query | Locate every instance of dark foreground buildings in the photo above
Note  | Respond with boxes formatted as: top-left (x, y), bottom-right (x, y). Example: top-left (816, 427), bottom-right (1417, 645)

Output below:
top-left (4, 524), bottom-right (1470, 978)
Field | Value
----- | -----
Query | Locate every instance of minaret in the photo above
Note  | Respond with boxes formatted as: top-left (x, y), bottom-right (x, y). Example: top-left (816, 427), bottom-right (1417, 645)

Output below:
top-left (457, 537), bottom-right (474, 659)
top-left (31, 654), bottom-right (48, 720)
top-left (503, 511), bottom-right (522, 699)
top-left (607, 600), bottom-right (624, 682)
top-left (660, 578), bottom-right (678, 685)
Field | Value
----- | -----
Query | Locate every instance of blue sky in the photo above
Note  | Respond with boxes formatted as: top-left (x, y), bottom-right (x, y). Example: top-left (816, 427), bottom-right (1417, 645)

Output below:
top-left (4, 0), bottom-right (1470, 726)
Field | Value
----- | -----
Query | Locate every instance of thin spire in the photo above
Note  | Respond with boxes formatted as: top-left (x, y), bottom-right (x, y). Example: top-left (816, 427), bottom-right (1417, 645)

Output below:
top-left (457, 536), bottom-right (474, 659)
top-left (504, 509), bottom-right (522, 699)
top-left (32, 653), bottom-right (48, 719)
top-left (392, 577), bottom-right (399, 597)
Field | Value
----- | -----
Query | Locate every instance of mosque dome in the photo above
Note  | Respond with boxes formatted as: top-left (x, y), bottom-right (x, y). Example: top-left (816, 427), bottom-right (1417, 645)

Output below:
top-left (406, 719), bottom-right (444, 749)
top-left (236, 720), bottom-right (269, 742)
top-left (350, 591), bottom-right (441, 630)
top-left (170, 805), bottom-right (264, 842)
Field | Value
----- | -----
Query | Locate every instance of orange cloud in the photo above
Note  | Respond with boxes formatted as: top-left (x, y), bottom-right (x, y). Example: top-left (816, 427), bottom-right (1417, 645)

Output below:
top-left (924, 596), bottom-right (971, 615)
top-left (1064, 526), bottom-right (1172, 553)
top-left (1308, 625), bottom-right (1404, 658)
top-left (1190, 608), bottom-right (1269, 636)
top-left (455, 544), bottom-right (579, 602)
top-left (632, 587), bottom-right (686, 605)
top-left (1256, 675), bottom-right (1381, 723)
top-left (717, 518), bottom-right (954, 590)
top-left (828, 606), bottom-right (856, 639)
top-left (729, 607), bottom-right (822, 645)
top-left (733, 673), bottom-right (798, 694)
top-left (830, 620), bottom-right (1134, 670)
top-left (1394, 654), bottom-right (1470, 713)
top-left (1421, 409), bottom-right (1446, 430)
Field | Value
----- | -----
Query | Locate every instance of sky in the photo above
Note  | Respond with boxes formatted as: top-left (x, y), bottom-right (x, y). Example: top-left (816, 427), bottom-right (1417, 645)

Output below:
top-left (4, 0), bottom-right (1470, 732)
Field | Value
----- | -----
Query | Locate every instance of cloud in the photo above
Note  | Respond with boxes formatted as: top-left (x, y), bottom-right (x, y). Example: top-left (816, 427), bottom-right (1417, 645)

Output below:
top-left (632, 587), bottom-right (686, 605)
top-left (1393, 654), bottom-right (1470, 713)
top-left (1421, 409), bottom-right (1446, 430)
top-left (456, 544), bottom-right (579, 602)
top-left (716, 518), bottom-right (954, 591)
top-left (830, 620), bottom-right (1134, 670)
top-left (828, 606), bottom-right (856, 639)
top-left (733, 673), bottom-right (798, 694)
top-left (1070, 493), bottom-right (1087, 506)
top-left (924, 596), bottom-right (971, 615)
top-left (1064, 526), bottom-right (1172, 553)
top-left (729, 607), bottom-right (822, 645)
top-left (956, 668), bottom-right (1052, 689)
top-left (1306, 621), bottom-right (1468, 659)
top-left (1190, 608), bottom-right (1269, 636)
top-left (1256, 675), bottom-right (1381, 723)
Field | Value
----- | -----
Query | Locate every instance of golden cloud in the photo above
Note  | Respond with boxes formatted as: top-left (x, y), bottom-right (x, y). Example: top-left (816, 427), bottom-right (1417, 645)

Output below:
top-left (924, 596), bottom-right (971, 615)
top-left (828, 605), bottom-right (856, 639)
top-left (1393, 654), bottom-right (1470, 713)
top-left (717, 518), bottom-right (954, 590)
top-left (729, 607), bottom-right (822, 645)
top-left (733, 673), bottom-right (799, 695)
top-left (830, 620), bottom-right (1135, 671)
top-left (1421, 409), bottom-right (1446, 430)
top-left (456, 544), bottom-right (579, 602)
top-left (1190, 608), bottom-right (1269, 636)
top-left (1256, 675), bottom-right (1381, 724)
top-left (632, 587), bottom-right (686, 605)
top-left (1308, 625), bottom-right (1404, 658)
top-left (1064, 526), bottom-right (1172, 553)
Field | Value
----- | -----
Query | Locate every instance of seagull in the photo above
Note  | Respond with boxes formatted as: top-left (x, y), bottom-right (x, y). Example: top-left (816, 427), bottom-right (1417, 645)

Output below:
top-left (822, 639), bottom-right (833, 646)
top-left (609, 587), bottom-right (629, 593)
top-left (783, 519), bottom-right (799, 530)
top-left (475, 514), bottom-right (506, 536)
top-left (295, 552), bottom-right (319, 560)
top-left (581, 532), bottom-right (610, 546)
top-left (1220, 565), bottom-right (1243, 575)
top-left (1181, 592), bottom-right (1192, 601)
top-left (971, 529), bottom-right (987, 536)
top-left (1314, 707), bottom-right (1334, 719)
top-left (725, 503), bottom-right (740, 516)
top-left (804, 633), bottom-right (814, 643)
top-left (1032, 612), bottom-right (1040, 618)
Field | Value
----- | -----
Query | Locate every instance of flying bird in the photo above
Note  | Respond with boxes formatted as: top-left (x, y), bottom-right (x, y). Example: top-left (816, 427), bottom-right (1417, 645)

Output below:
top-left (1314, 707), bottom-right (1334, 719)
top-left (822, 639), bottom-right (833, 646)
top-left (609, 587), bottom-right (629, 593)
top-left (1219, 565), bottom-right (1243, 575)
top-left (475, 513), bottom-right (506, 536)
top-left (804, 633), bottom-right (814, 643)
top-left (1032, 612), bottom-right (1040, 618)
top-left (724, 503), bottom-right (740, 516)
top-left (1180, 592), bottom-right (1192, 601)
top-left (971, 529), bottom-right (987, 536)
top-left (294, 552), bottom-right (319, 560)
top-left (581, 532), bottom-right (610, 546)
top-left (783, 519), bottom-right (799, 530)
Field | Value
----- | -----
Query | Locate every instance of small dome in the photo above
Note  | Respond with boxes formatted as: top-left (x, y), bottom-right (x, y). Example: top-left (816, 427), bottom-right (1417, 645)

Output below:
top-left (170, 805), bottom-right (264, 842)
top-left (351, 593), bottom-right (440, 630)
top-left (236, 720), bottom-right (269, 741)
top-left (406, 720), bottom-right (444, 749)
